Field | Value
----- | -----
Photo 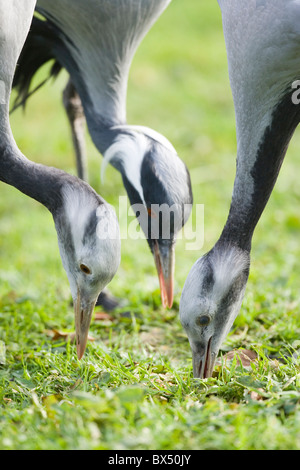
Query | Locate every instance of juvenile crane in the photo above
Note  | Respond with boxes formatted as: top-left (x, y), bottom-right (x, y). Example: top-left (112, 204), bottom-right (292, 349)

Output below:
top-left (13, 0), bottom-right (193, 308)
top-left (180, 0), bottom-right (300, 378)
top-left (0, 0), bottom-right (121, 359)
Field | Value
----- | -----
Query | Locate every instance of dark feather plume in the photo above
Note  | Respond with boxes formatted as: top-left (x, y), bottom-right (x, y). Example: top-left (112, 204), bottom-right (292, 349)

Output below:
top-left (11, 15), bottom-right (63, 113)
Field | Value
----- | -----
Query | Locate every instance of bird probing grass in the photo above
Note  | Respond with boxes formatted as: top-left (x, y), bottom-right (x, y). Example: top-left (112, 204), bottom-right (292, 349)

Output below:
top-left (0, 0), bottom-right (121, 359)
top-left (180, 0), bottom-right (300, 378)
top-left (12, 0), bottom-right (193, 309)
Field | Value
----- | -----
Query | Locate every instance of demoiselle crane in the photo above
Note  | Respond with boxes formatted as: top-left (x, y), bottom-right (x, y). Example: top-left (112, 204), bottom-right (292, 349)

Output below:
top-left (180, 0), bottom-right (300, 378)
top-left (12, 0), bottom-right (193, 309)
top-left (0, 0), bottom-right (121, 359)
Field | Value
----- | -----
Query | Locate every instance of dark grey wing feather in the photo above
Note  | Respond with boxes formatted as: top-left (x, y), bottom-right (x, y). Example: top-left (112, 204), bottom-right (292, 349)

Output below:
top-left (12, 16), bottom-right (63, 112)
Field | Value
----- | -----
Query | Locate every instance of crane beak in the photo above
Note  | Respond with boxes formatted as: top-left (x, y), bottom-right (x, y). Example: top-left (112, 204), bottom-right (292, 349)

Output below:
top-left (192, 337), bottom-right (216, 379)
top-left (153, 240), bottom-right (174, 308)
top-left (74, 289), bottom-right (97, 360)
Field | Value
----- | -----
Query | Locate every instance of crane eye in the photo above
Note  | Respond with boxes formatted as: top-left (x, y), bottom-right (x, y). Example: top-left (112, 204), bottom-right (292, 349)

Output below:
top-left (80, 264), bottom-right (92, 275)
top-left (196, 315), bottom-right (211, 327)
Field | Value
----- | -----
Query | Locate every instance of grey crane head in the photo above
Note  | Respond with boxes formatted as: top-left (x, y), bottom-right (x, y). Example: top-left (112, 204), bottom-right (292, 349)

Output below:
top-left (179, 244), bottom-right (250, 378)
top-left (102, 125), bottom-right (193, 308)
top-left (53, 181), bottom-right (120, 359)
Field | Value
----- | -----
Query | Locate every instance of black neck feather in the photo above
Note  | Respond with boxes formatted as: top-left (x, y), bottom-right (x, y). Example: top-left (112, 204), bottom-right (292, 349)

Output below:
top-left (220, 89), bottom-right (300, 251)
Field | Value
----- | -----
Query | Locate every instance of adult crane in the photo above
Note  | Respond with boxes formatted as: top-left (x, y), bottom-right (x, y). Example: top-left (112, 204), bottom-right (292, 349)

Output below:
top-left (180, 0), bottom-right (300, 378)
top-left (13, 0), bottom-right (193, 309)
top-left (0, 0), bottom-right (121, 360)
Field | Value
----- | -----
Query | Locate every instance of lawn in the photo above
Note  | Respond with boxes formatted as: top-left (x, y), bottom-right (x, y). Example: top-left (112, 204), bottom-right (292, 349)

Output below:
top-left (1, 0), bottom-right (300, 450)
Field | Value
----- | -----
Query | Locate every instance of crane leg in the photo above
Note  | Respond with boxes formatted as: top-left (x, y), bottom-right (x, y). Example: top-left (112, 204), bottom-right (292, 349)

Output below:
top-left (96, 289), bottom-right (121, 310)
top-left (63, 78), bottom-right (88, 182)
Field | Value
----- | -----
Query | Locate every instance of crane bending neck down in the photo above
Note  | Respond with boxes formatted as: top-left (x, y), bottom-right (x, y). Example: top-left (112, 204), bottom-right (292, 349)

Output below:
top-left (13, 0), bottom-right (193, 308)
top-left (0, 0), bottom-right (121, 359)
top-left (180, 0), bottom-right (300, 378)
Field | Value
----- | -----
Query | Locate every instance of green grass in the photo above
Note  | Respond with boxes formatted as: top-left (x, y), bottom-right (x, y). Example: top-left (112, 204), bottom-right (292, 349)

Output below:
top-left (1, 0), bottom-right (300, 450)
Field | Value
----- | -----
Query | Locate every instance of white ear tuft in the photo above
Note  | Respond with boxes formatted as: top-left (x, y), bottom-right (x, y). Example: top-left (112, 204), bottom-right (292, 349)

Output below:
top-left (210, 245), bottom-right (250, 301)
top-left (102, 132), bottom-right (148, 205)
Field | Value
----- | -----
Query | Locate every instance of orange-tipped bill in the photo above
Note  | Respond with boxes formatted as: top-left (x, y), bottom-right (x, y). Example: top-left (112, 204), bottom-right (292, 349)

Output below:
top-left (153, 240), bottom-right (174, 308)
top-left (192, 337), bottom-right (215, 379)
top-left (74, 289), bottom-right (97, 359)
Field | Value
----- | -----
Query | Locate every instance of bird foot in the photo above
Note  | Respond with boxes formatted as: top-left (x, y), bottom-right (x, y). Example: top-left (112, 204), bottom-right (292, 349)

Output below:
top-left (95, 289), bottom-right (121, 312)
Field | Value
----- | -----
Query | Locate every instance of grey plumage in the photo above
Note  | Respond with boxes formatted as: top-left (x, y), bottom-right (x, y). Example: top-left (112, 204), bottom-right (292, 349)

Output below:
top-left (180, 0), bottom-right (300, 378)
top-left (13, 0), bottom-right (193, 308)
top-left (36, 0), bottom-right (171, 127)
top-left (1, 0), bottom-right (120, 359)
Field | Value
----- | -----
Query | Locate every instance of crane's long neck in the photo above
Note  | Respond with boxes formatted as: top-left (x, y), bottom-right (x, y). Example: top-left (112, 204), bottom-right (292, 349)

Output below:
top-left (0, 0), bottom-right (63, 211)
top-left (0, 99), bottom-right (70, 213)
top-left (219, 89), bottom-right (300, 251)
top-left (0, 123), bottom-right (65, 213)
top-left (217, 0), bottom-right (300, 252)
top-left (36, 0), bottom-right (171, 145)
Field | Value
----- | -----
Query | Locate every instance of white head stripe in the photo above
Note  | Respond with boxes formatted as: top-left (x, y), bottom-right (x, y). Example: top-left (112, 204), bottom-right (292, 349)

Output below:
top-left (102, 131), bottom-right (150, 205)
